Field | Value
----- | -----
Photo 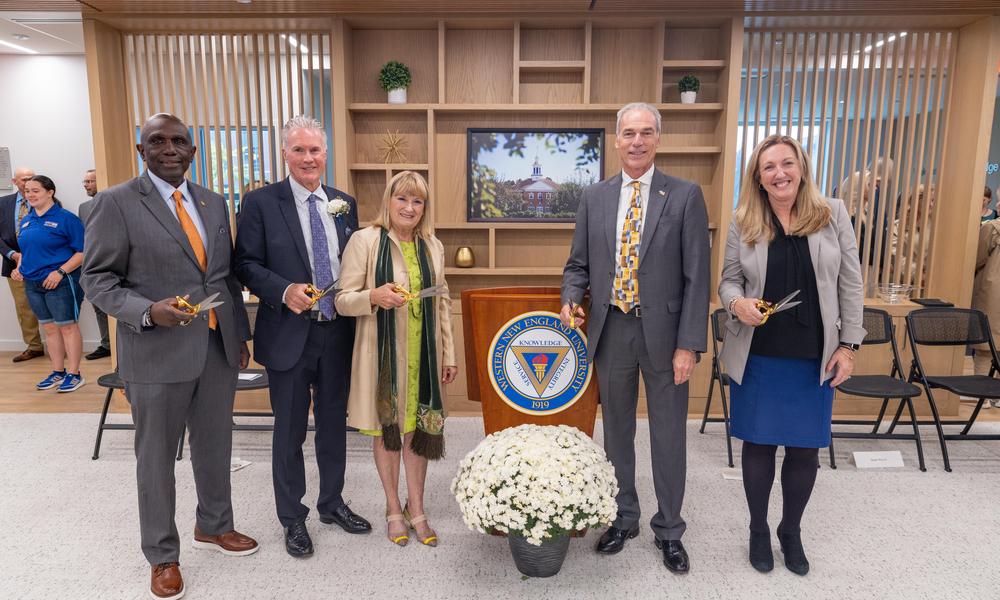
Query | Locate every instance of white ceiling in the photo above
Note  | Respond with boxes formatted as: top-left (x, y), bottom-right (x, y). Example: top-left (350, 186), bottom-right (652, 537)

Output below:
top-left (0, 12), bottom-right (83, 55)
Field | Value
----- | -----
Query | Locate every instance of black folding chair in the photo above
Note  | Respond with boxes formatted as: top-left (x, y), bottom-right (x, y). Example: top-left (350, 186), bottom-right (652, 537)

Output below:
top-left (91, 372), bottom-right (182, 461)
top-left (894, 308), bottom-right (1000, 472)
top-left (699, 308), bottom-right (734, 467)
top-left (829, 308), bottom-right (926, 471)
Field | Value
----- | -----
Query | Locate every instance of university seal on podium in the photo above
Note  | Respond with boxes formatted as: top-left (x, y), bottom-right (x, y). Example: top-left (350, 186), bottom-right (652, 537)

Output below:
top-left (488, 311), bottom-right (592, 416)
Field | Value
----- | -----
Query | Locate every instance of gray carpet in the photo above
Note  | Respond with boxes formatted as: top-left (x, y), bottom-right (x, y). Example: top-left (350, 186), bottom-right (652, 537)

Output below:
top-left (2, 414), bottom-right (1000, 600)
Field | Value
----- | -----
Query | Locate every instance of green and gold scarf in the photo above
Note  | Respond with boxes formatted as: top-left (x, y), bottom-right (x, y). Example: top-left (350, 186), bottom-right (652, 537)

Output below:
top-left (374, 227), bottom-right (445, 459)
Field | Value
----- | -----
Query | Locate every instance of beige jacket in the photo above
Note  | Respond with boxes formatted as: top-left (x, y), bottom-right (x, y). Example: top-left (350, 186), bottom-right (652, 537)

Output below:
top-left (335, 226), bottom-right (456, 431)
top-left (972, 219), bottom-right (1000, 347)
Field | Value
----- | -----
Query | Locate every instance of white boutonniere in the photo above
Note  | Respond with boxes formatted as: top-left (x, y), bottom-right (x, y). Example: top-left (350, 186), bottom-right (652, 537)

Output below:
top-left (327, 197), bottom-right (350, 217)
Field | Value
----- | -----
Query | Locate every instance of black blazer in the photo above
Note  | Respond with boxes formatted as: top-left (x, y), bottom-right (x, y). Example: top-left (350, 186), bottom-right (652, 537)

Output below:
top-left (0, 192), bottom-right (22, 278)
top-left (234, 178), bottom-right (358, 371)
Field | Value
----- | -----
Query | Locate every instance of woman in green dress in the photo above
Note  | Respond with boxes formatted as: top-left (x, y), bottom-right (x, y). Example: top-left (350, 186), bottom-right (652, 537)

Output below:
top-left (336, 171), bottom-right (457, 547)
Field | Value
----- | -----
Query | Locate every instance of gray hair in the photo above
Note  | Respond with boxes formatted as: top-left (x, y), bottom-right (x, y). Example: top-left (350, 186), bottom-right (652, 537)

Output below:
top-left (616, 102), bottom-right (662, 135)
top-left (282, 115), bottom-right (327, 148)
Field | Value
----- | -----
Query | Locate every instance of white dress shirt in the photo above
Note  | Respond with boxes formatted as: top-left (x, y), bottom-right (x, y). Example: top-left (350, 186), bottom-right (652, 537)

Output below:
top-left (610, 165), bottom-right (654, 306)
top-left (282, 177), bottom-right (342, 308)
top-left (147, 170), bottom-right (207, 246)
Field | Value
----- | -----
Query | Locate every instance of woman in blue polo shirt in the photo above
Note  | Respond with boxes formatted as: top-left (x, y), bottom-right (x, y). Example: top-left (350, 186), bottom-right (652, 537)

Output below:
top-left (12, 175), bottom-right (86, 392)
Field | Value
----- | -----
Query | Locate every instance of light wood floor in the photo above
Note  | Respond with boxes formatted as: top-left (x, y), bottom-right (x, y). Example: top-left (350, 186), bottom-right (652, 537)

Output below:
top-left (2, 350), bottom-right (999, 422)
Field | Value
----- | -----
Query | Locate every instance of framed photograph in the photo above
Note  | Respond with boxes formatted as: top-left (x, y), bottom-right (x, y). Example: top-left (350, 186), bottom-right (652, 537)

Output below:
top-left (467, 128), bottom-right (604, 222)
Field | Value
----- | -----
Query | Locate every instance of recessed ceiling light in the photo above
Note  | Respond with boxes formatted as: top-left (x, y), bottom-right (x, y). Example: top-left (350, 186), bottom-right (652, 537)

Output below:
top-left (12, 34), bottom-right (29, 40)
top-left (236, 0), bottom-right (251, 3)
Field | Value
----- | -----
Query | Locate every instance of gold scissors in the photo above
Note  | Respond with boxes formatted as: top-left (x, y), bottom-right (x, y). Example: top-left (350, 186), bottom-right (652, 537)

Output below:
top-left (305, 281), bottom-right (339, 306)
top-left (393, 283), bottom-right (447, 303)
top-left (176, 292), bottom-right (225, 326)
top-left (568, 300), bottom-right (583, 329)
top-left (754, 289), bottom-right (802, 326)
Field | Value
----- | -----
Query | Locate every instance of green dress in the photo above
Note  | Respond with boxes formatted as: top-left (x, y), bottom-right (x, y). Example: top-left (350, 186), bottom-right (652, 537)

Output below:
top-left (361, 241), bottom-right (422, 436)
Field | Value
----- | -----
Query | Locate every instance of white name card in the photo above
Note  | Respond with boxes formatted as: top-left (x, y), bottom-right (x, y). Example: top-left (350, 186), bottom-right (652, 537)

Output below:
top-left (850, 450), bottom-right (905, 469)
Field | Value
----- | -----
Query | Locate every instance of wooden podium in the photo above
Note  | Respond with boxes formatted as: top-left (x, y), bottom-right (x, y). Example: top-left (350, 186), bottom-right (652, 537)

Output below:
top-left (461, 287), bottom-right (599, 436)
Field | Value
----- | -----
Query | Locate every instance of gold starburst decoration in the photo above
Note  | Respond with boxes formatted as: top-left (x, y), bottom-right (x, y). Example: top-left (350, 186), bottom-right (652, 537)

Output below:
top-left (377, 130), bottom-right (408, 164)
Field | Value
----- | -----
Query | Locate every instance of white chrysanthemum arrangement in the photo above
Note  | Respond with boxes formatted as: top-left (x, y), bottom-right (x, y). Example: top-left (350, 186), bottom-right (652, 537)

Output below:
top-left (451, 424), bottom-right (618, 546)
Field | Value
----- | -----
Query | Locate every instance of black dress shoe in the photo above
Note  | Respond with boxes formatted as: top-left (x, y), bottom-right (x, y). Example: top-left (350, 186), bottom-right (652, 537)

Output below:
top-left (85, 346), bottom-right (111, 360)
top-left (319, 504), bottom-right (372, 534)
top-left (595, 525), bottom-right (639, 554)
top-left (749, 532), bottom-right (774, 573)
top-left (655, 539), bottom-right (690, 573)
top-left (777, 532), bottom-right (810, 576)
top-left (284, 520), bottom-right (313, 557)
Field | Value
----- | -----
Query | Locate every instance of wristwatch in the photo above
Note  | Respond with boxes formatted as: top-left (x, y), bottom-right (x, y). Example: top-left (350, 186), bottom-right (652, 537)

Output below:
top-left (56, 268), bottom-right (67, 276)
top-left (839, 342), bottom-right (860, 351)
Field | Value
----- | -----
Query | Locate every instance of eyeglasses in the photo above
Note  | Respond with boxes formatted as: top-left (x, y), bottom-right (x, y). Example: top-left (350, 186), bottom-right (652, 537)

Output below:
top-left (619, 130), bottom-right (658, 141)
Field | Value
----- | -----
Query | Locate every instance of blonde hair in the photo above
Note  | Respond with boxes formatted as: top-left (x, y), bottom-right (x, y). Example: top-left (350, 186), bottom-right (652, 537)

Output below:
top-left (374, 170), bottom-right (433, 238)
top-left (735, 134), bottom-right (831, 244)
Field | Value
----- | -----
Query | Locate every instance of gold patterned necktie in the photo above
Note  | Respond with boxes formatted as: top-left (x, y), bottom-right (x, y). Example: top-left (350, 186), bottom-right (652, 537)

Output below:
top-left (613, 180), bottom-right (642, 312)
top-left (15, 198), bottom-right (29, 238)
top-left (172, 190), bottom-right (216, 330)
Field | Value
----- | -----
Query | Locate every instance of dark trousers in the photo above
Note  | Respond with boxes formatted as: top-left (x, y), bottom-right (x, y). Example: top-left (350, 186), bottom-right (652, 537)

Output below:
top-left (595, 308), bottom-right (689, 541)
top-left (267, 317), bottom-right (354, 527)
top-left (125, 329), bottom-right (237, 565)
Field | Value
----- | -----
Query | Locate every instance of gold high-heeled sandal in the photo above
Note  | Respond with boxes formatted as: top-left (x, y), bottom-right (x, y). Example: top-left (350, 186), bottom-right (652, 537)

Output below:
top-left (386, 513), bottom-right (409, 546)
top-left (403, 503), bottom-right (438, 547)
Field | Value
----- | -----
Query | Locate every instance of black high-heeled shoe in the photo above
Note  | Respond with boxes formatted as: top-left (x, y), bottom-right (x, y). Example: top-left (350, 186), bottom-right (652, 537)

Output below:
top-left (749, 531), bottom-right (774, 573)
top-left (777, 532), bottom-right (810, 576)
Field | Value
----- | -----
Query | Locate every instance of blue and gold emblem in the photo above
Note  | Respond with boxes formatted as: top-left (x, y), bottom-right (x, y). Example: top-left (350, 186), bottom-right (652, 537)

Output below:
top-left (488, 311), bottom-right (592, 416)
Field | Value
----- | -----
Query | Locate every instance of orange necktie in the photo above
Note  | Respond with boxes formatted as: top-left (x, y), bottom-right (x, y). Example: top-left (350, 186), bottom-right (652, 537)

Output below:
top-left (172, 190), bottom-right (216, 329)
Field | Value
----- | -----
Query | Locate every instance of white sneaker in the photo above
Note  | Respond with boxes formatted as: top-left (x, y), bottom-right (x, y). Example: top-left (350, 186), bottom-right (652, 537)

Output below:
top-left (991, 399), bottom-right (1000, 409)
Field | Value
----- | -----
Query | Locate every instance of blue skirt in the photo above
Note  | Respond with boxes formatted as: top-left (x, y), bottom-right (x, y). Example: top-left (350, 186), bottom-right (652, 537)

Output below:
top-left (729, 353), bottom-right (834, 448)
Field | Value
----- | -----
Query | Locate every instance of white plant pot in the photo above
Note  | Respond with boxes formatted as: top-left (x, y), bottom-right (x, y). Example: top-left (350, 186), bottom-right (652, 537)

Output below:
top-left (680, 91), bottom-right (697, 104)
top-left (387, 88), bottom-right (407, 104)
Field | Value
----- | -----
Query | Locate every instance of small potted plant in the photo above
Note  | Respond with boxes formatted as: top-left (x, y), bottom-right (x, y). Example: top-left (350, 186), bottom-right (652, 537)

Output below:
top-left (451, 424), bottom-right (618, 578)
top-left (678, 74), bottom-right (700, 104)
top-left (379, 60), bottom-right (412, 104)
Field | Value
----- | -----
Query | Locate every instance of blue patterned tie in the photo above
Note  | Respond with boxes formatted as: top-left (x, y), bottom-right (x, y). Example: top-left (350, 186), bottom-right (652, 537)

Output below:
top-left (307, 194), bottom-right (335, 319)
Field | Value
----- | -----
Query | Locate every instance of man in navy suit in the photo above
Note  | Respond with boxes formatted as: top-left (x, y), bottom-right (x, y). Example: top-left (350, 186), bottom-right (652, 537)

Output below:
top-left (0, 167), bottom-right (45, 362)
top-left (235, 115), bottom-right (370, 557)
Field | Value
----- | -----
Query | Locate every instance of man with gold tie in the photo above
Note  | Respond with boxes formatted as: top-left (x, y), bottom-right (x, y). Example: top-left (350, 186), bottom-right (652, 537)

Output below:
top-left (560, 102), bottom-right (710, 573)
top-left (0, 166), bottom-right (45, 362)
top-left (82, 114), bottom-right (258, 600)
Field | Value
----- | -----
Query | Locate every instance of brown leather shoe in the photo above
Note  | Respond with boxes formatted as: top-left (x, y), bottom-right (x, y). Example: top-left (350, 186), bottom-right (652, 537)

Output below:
top-left (12, 349), bottom-right (44, 363)
top-left (150, 562), bottom-right (184, 600)
top-left (192, 526), bottom-right (259, 556)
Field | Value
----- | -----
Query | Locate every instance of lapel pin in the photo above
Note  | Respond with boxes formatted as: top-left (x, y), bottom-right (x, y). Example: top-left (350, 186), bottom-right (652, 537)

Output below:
top-left (199, 200), bottom-right (206, 207)
top-left (658, 190), bottom-right (666, 196)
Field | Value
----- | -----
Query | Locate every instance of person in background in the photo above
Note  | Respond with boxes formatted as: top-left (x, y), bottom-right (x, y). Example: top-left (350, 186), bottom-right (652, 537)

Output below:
top-left (12, 175), bottom-right (86, 392)
top-left (971, 208), bottom-right (1000, 408)
top-left (720, 134), bottom-right (864, 576)
top-left (981, 186), bottom-right (995, 222)
top-left (0, 166), bottom-right (45, 362)
top-left (336, 170), bottom-right (457, 547)
top-left (78, 168), bottom-right (111, 360)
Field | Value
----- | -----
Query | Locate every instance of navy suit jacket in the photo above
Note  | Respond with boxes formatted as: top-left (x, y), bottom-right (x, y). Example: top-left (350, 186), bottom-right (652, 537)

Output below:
top-left (235, 178), bottom-right (358, 371)
top-left (0, 193), bottom-right (22, 278)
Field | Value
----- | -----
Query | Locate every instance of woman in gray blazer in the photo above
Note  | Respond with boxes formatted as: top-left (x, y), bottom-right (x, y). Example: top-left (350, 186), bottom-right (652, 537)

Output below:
top-left (719, 135), bottom-right (865, 576)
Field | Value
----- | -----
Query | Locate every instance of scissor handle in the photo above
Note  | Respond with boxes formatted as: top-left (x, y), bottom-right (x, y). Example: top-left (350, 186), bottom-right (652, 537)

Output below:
top-left (754, 299), bottom-right (772, 326)
top-left (175, 296), bottom-right (200, 314)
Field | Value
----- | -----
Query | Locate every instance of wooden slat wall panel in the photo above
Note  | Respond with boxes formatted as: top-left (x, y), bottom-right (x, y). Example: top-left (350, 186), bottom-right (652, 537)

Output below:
top-left (739, 28), bottom-right (956, 296)
top-left (122, 31), bottom-right (332, 227)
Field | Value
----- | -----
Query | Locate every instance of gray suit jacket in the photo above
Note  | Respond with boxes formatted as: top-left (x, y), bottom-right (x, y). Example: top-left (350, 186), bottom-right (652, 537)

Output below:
top-left (562, 169), bottom-right (711, 371)
top-left (718, 196), bottom-right (866, 385)
top-left (78, 198), bottom-right (96, 225)
top-left (81, 172), bottom-right (250, 384)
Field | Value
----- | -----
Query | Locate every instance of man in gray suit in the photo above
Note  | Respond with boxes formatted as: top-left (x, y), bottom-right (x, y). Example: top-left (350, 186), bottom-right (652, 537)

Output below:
top-left (561, 102), bottom-right (710, 574)
top-left (78, 168), bottom-right (111, 360)
top-left (82, 114), bottom-right (258, 600)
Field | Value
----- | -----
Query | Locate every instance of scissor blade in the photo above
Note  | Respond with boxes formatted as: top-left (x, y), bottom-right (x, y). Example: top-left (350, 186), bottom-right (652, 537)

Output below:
top-left (770, 300), bottom-right (801, 314)
top-left (199, 300), bottom-right (225, 311)
top-left (416, 284), bottom-right (447, 299)
top-left (200, 292), bottom-right (221, 306)
top-left (772, 289), bottom-right (801, 310)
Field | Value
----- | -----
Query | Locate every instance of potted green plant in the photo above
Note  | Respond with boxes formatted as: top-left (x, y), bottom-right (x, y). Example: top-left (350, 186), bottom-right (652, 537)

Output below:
top-left (451, 424), bottom-right (618, 578)
top-left (379, 60), bottom-right (412, 104)
top-left (678, 74), bottom-right (700, 104)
